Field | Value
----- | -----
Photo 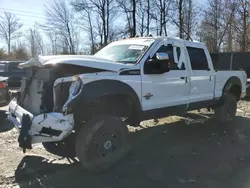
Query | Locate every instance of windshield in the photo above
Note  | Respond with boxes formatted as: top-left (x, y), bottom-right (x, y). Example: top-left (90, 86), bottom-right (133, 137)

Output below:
top-left (94, 44), bottom-right (149, 64)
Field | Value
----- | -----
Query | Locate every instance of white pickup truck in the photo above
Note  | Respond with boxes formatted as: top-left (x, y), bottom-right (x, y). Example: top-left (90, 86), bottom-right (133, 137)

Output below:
top-left (8, 37), bottom-right (247, 172)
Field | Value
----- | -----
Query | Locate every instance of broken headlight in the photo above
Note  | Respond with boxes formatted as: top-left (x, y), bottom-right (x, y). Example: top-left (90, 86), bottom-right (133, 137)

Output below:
top-left (69, 77), bottom-right (83, 96)
top-left (62, 76), bottom-right (83, 115)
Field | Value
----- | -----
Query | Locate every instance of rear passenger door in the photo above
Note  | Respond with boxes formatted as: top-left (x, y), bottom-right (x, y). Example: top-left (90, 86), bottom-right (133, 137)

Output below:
top-left (187, 46), bottom-right (215, 103)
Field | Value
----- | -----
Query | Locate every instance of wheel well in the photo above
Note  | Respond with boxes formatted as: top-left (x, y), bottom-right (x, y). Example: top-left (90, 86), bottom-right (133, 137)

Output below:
top-left (84, 94), bottom-right (137, 120)
top-left (228, 84), bottom-right (241, 101)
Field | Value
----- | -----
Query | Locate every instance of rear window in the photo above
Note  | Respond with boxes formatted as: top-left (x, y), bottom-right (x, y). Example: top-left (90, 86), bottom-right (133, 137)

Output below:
top-left (9, 62), bottom-right (25, 72)
top-left (187, 47), bottom-right (209, 70)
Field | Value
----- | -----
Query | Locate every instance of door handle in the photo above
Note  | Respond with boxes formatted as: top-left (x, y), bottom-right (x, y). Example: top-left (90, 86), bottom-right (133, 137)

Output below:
top-left (209, 76), bottom-right (212, 82)
top-left (180, 77), bottom-right (188, 83)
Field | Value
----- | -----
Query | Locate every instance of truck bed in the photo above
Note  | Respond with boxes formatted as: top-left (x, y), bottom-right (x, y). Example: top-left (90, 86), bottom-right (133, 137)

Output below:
top-left (211, 52), bottom-right (250, 95)
top-left (210, 52), bottom-right (250, 75)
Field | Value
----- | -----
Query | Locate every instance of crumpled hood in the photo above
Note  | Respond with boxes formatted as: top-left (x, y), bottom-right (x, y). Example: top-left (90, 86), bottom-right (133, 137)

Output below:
top-left (18, 55), bottom-right (133, 72)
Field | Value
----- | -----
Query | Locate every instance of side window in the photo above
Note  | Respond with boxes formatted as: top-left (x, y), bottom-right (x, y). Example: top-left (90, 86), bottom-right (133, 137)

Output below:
top-left (0, 64), bottom-right (6, 72)
top-left (153, 44), bottom-right (184, 70)
top-left (187, 47), bottom-right (209, 70)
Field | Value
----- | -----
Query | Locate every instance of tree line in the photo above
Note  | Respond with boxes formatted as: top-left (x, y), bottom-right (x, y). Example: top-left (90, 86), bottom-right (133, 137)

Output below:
top-left (0, 0), bottom-right (249, 60)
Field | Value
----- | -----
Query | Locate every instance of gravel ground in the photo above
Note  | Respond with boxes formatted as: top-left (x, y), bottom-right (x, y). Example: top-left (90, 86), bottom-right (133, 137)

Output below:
top-left (1, 100), bottom-right (250, 188)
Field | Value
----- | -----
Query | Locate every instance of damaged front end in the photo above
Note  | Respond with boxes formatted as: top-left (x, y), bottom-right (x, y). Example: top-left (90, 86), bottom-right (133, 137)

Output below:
top-left (7, 57), bottom-right (99, 152)
top-left (8, 75), bottom-right (75, 152)
top-left (9, 100), bottom-right (74, 152)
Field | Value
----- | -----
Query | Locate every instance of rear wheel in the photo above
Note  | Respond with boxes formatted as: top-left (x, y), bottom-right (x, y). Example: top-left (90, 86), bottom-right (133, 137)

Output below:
top-left (75, 115), bottom-right (129, 173)
top-left (214, 94), bottom-right (237, 123)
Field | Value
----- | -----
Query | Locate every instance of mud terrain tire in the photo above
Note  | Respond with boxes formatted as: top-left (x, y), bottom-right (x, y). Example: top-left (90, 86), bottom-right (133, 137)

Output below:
top-left (75, 115), bottom-right (129, 173)
top-left (214, 94), bottom-right (237, 123)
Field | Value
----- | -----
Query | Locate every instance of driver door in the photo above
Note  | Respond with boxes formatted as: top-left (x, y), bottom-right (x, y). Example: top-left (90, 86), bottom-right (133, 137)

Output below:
top-left (141, 42), bottom-right (190, 116)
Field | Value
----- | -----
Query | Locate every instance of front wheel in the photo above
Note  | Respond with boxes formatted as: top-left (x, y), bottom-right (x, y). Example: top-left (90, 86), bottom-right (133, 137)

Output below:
top-left (75, 115), bottom-right (129, 173)
top-left (214, 94), bottom-right (237, 123)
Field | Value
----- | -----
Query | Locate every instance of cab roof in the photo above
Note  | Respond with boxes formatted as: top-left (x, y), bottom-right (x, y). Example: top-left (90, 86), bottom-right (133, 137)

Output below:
top-left (112, 36), bottom-right (205, 48)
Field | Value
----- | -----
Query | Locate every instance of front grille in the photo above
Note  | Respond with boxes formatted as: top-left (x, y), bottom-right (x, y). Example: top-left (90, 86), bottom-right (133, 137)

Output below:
top-left (53, 81), bottom-right (72, 112)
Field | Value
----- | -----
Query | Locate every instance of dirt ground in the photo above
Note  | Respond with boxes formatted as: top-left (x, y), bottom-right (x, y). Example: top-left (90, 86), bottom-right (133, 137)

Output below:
top-left (1, 100), bottom-right (250, 188)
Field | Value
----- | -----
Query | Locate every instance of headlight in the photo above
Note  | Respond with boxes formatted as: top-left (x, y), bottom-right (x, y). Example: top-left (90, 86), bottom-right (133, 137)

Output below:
top-left (69, 77), bottom-right (82, 96)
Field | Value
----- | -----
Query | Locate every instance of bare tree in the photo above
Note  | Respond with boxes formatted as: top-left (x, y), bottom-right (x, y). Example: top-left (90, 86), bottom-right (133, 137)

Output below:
top-left (36, 32), bottom-right (45, 55)
top-left (146, 0), bottom-right (150, 36)
top-left (233, 0), bottom-right (250, 51)
top-left (197, 0), bottom-right (229, 52)
top-left (132, 0), bottom-right (137, 36)
top-left (47, 32), bottom-right (59, 55)
top-left (0, 48), bottom-right (5, 58)
top-left (84, 10), bottom-right (96, 53)
top-left (96, 17), bottom-right (104, 46)
top-left (222, 0), bottom-right (237, 51)
top-left (92, 0), bottom-right (117, 45)
top-left (11, 39), bottom-right (28, 60)
top-left (26, 26), bottom-right (44, 57)
top-left (151, 0), bottom-right (173, 36)
top-left (137, 0), bottom-right (146, 36)
top-left (72, 1), bottom-right (97, 54)
top-left (116, 0), bottom-right (132, 36)
top-left (43, 0), bottom-right (76, 54)
top-left (72, 0), bottom-right (117, 47)
top-left (0, 12), bottom-right (22, 55)
top-left (182, 0), bottom-right (200, 40)
top-left (178, 0), bottom-right (184, 38)
top-left (116, 0), bottom-right (137, 37)
top-left (27, 28), bottom-right (37, 57)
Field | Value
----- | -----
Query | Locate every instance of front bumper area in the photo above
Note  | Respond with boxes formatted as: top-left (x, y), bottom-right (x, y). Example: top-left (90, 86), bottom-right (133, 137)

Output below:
top-left (241, 91), bottom-right (247, 98)
top-left (8, 99), bottom-right (74, 145)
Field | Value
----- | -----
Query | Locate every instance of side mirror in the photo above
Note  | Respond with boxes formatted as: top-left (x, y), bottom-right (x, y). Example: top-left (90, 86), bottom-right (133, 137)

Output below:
top-left (144, 52), bottom-right (170, 74)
